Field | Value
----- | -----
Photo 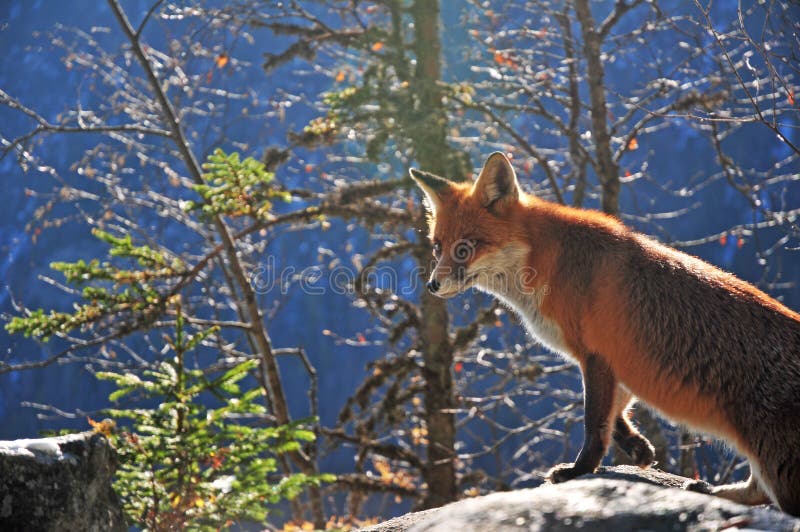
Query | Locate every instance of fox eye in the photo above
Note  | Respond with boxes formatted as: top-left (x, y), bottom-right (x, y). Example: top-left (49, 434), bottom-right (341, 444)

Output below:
top-left (432, 240), bottom-right (442, 258)
top-left (453, 239), bottom-right (478, 262)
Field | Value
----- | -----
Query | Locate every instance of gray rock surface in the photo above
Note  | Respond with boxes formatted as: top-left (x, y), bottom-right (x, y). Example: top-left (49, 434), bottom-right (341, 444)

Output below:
top-left (361, 466), bottom-right (800, 532)
top-left (0, 430), bottom-right (125, 532)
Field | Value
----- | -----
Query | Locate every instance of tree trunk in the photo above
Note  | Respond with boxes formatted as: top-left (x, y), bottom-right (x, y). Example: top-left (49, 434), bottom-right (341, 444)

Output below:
top-left (409, 0), bottom-right (463, 509)
top-left (574, 0), bottom-right (619, 216)
top-left (679, 429), bottom-right (697, 478)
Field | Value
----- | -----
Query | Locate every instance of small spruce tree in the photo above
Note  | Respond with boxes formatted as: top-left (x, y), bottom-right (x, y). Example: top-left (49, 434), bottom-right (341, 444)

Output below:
top-left (97, 301), bottom-right (332, 531)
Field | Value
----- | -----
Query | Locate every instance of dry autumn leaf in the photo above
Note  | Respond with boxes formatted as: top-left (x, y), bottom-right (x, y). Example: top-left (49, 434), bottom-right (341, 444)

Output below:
top-left (215, 53), bottom-right (229, 68)
top-left (87, 416), bottom-right (116, 437)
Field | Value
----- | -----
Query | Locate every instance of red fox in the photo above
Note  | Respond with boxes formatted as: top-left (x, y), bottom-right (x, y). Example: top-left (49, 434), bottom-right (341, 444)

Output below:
top-left (410, 152), bottom-right (800, 516)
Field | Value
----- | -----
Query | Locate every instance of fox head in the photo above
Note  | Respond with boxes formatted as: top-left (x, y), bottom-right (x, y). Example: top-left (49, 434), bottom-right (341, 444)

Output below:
top-left (410, 152), bottom-right (534, 298)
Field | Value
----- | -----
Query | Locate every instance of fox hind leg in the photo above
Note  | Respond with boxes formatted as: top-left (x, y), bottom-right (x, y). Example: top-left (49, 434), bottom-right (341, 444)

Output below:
top-left (718, 419), bottom-right (800, 515)
top-left (763, 451), bottom-right (800, 516)
top-left (709, 473), bottom-right (770, 506)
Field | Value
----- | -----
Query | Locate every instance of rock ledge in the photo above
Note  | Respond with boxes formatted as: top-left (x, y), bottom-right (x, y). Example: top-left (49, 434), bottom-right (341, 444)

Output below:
top-left (362, 466), bottom-right (800, 532)
top-left (0, 431), bottom-right (125, 532)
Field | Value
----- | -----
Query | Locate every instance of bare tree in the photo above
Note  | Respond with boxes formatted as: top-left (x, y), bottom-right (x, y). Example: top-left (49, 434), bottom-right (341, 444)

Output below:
top-left (1, 1), bottom-right (338, 525)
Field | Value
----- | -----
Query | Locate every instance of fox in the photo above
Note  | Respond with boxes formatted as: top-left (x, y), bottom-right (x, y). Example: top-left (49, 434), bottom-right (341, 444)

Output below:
top-left (409, 152), bottom-right (800, 516)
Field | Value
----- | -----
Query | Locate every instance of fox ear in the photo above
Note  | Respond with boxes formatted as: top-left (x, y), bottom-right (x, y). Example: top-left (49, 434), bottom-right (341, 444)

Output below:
top-left (473, 152), bottom-right (519, 211)
top-left (409, 168), bottom-right (450, 214)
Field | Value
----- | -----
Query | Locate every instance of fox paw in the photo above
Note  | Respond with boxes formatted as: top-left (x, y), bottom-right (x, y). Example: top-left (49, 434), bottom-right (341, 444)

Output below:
top-left (683, 479), bottom-right (712, 494)
top-left (546, 463), bottom-right (590, 484)
top-left (620, 434), bottom-right (656, 467)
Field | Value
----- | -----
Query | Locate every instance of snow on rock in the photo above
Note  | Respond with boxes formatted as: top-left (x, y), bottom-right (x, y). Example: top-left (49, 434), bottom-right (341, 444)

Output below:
top-left (0, 437), bottom-right (65, 459)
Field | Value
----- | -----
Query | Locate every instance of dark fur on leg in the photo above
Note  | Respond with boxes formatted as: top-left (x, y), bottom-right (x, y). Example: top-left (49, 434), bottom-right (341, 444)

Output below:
top-left (547, 355), bottom-right (616, 483)
top-left (613, 416), bottom-right (656, 467)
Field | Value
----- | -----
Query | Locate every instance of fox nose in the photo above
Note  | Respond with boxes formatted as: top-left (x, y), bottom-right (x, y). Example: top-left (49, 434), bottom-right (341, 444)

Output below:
top-left (426, 279), bottom-right (440, 294)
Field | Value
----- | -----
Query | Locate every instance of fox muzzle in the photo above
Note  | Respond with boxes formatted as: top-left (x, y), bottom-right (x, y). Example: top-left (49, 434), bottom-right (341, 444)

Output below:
top-left (426, 279), bottom-right (441, 294)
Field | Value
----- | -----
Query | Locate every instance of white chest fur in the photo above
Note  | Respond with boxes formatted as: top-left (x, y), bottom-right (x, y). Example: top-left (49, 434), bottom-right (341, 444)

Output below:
top-left (494, 288), bottom-right (572, 358)
top-left (469, 243), bottom-right (572, 358)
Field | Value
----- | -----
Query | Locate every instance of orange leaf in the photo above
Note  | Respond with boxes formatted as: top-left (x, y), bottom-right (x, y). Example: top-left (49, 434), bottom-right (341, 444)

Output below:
top-left (737, 237), bottom-right (745, 248)
top-left (624, 170), bottom-right (632, 178)
top-left (719, 234), bottom-right (728, 246)
top-left (627, 137), bottom-right (639, 150)
top-left (335, 70), bottom-right (345, 83)
top-left (357, 333), bottom-right (367, 344)
top-left (493, 51), bottom-right (518, 69)
top-left (454, 361), bottom-right (463, 373)
top-left (87, 417), bottom-right (115, 437)
top-left (215, 53), bottom-right (229, 68)
top-left (789, 91), bottom-right (796, 106)
top-left (371, 42), bottom-right (384, 52)
top-left (523, 159), bottom-right (533, 173)
top-left (373, 457), bottom-right (392, 480)
top-left (304, 164), bottom-right (313, 173)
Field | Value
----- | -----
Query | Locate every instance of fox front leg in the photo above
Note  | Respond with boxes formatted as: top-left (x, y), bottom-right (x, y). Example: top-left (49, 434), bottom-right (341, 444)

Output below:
top-left (547, 354), bottom-right (617, 483)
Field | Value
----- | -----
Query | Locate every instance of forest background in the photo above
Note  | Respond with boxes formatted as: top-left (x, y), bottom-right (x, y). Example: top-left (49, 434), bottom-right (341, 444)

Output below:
top-left (1, 0), bottom-right (798, 528)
